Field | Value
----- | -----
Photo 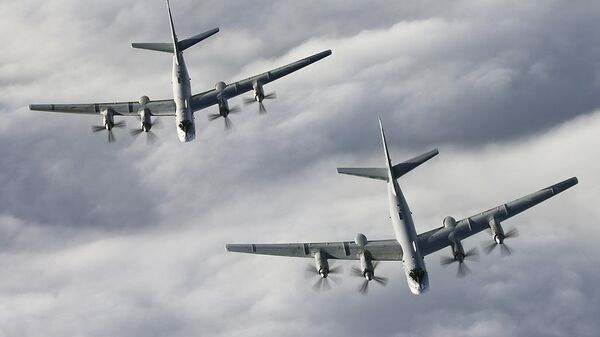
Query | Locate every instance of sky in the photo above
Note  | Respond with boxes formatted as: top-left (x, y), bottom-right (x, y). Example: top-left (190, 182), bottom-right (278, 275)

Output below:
top-left (1, 0), bottom-right (599, 336)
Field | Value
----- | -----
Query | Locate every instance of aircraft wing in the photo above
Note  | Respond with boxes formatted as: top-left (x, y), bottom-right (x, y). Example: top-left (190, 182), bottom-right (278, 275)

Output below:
top-left (226, 239), bottom-right (403, 261)
top-left (417, 177), bottom-right (578, 257)
top-left (190, 49), bottom-right (332, 112)
top-left (29, 99), bottom-right (176, 116)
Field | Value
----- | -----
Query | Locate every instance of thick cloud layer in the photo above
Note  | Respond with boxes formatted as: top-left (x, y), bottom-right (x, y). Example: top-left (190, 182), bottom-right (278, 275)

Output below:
top-left (1, 1), bottom-right (599, 336)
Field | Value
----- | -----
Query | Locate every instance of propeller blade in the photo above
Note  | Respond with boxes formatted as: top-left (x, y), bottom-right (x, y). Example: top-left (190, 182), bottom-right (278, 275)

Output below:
top-left (229, 106), bottom-right (241, 114)
top-left (322, 278), bottom-right (331, 291)
top-left (224, 117), bottom-right (233, 130)
top-left (504, 228), bottom-right (519, 239)
top-left (243, 97), bottom-right (257, 105)
top-left (328, 265), bottom-right (343, 275)
top-left (457, 262), bottom-right (471, 278)
top-left (264, 92), bottom-right (277, 100)
top-left (259, 102), bottom-right (266, 114)
top-left (500, 243), bottom-right (513, 257)
top-left (464, 247), bottom-right (480, 262)
top-left (312, 278), bottom-right (323, 292)
top-left (351, 266), bottom-right (363, 278)
top-left (483, 241), bottom-right (498, 255)
top-left (146, 131), bottom-right (158, 145)
top-left (130, 129), bottom-right (144, 136)
top-left (372, 275), bottom-right (388, 286)
top-left (311, 276), bottom-right (332, 292)
top-left (113, 120), bottom-right (126, 128)
top-left (152, 117), bottom-right (162, 129)
top-left (107, 130), bottom-right (116, 143)
top-left (358, 280), bottom-right (369, 294)
top-left (328, 275), bottom-right (342, 286)
top-left (440, 256), bottom-right (456, 266)
top-left (91, 125), bottom-right (105, 133)
top-left (208, 113), bottom-right (221, 121)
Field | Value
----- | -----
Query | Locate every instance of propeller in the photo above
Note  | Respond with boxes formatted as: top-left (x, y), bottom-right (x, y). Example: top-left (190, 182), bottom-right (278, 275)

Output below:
top-left (350, 262), bottom-right (388, 294)
top-left (304, 263), bottom-right (342, 292)
top-left (244, 92), bottom-right (276, 114)
top-left (440, 247), bottom-right (479, 278)
top-left (91, 120), bottom-right (125, 143)
top-left (483, 228), bottom-right (519, 256)
top-left (208, 106), bottom-right (240, 130)
top-left (130, 118), bottom-right (161, 144)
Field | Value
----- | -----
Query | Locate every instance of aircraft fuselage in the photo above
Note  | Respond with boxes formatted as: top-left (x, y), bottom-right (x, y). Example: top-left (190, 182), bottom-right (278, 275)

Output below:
top-left (387, 177), bottom-right (429, 294)
top-left (172, 53), bottom-right (195, 142)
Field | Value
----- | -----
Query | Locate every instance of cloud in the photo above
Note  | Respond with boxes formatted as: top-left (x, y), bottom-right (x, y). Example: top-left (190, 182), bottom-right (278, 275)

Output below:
top-left (1, 0), bottom-right (599, 336)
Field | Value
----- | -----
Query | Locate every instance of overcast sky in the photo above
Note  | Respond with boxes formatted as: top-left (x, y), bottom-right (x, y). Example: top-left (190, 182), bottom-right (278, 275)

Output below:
top-left (1, 1), bottom-right (599, 336)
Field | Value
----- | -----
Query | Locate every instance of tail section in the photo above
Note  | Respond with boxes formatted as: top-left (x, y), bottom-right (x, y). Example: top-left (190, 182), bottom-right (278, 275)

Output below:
top-left (337, 118), bottom-right (438, 182)
top-left (132, 0), bottom-right (219, 54)
top-left (166, 0), bottom-right (178, 47)
top-left (391, 149), bottom-right (439, 178)
top-left (379, 117), bottom-right (393, 172)
top-left (178, 28), bottom-right (219, 51)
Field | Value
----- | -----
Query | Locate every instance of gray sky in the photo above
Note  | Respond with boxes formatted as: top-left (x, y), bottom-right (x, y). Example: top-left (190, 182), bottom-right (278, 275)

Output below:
top-left (1, 1), bottom-right (599, 336)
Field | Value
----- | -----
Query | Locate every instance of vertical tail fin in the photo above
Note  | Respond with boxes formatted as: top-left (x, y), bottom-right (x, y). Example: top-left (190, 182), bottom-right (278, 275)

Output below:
top-left (166, 0), bottom-right (179, 48)
top-left (378, 117), bottom-right (393, 172)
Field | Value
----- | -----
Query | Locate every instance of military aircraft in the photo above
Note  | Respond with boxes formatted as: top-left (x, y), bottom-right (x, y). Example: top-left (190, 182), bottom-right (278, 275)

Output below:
top-left (226, 119), bottom-right (578, 295)
top-left (29, 0), bottom-right (332, 143)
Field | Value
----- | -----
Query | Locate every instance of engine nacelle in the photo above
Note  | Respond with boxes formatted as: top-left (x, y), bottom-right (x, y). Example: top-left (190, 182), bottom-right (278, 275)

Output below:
top-left (488, 218), bottom-right (505, 244)
top-left (443, 216), bottom-right (457, 228)
top-left (215, 81), bottom-right (226, 92)
top-left (355, 233), bottom-right (368, 247)
top-left (252, 82), bottom-right (265, 102)
top-left (101, 109), bottom-right (115, 130)
top-left (358, 252), bottom-right (374, 280)
top-left (139, 108), bottom-right (152, 132)
top-left (218, 98), bottom-right (231, 116)
top-left (450, 239), bottom-right (466, 262)
top-left (139, 96), bottom-right (150, 106)
top-left (314, 251), bottom-right (330, 278)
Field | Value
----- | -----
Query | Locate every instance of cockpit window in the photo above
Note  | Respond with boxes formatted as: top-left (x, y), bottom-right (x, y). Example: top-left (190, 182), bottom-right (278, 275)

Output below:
top-left (409, 269), bottom-right (425, 283)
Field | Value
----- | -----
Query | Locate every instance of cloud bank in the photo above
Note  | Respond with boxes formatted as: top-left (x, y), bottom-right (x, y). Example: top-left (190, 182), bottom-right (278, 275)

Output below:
top-left (1, 1), bottom-right (599, 336)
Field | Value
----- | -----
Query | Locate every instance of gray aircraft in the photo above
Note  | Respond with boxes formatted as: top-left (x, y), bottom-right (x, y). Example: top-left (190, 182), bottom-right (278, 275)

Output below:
top-left (227, 119), bottom-right (578, 295)
top-left (30, 0), bottom-right (331, 143)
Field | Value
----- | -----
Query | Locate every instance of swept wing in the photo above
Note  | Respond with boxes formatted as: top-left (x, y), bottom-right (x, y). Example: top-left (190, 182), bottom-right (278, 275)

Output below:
top-left (227, 239), bottom-right (402, 261)
top-left (227, 177), bottom-right (577, 261)
top-left (30, 99), bottom-right (176, 116)
top-left (190, 50), bottom-right (332, 112)
top-left (417, 177), bottom-right (578, 256)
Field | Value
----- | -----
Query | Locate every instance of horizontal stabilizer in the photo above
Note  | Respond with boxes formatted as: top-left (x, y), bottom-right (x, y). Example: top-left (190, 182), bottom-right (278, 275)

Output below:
top-left (178, 28), bottom-right (219, 51)
top-left (392, 149), bottom-right (439, 179)
top-left (337, 167), bottom-right (388, 181)
top-left (131, 43), bottom-right (174, 53)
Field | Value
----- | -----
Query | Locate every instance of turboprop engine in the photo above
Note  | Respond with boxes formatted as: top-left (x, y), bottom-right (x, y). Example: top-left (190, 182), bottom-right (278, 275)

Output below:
top-left (350, 233), bottom-right (388, 293)
top-left (208, 81), bottom-right (239, 129)
top-left (484, 218), bottom-right (519, 256)
top-left (440, 216), bottom-right (479, 277)
top-left (129, 96), bottom-right (161, 143)
top-left (91, 108), bottom-right (125, 143)
top-left (243, 81), bottom-right (277, 114)
top-left (305, 251), bottom-right (341, 291)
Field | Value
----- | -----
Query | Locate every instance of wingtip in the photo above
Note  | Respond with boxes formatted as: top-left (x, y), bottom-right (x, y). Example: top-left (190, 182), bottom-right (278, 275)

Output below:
top-left (550, 176), bottom-right (579, 194)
